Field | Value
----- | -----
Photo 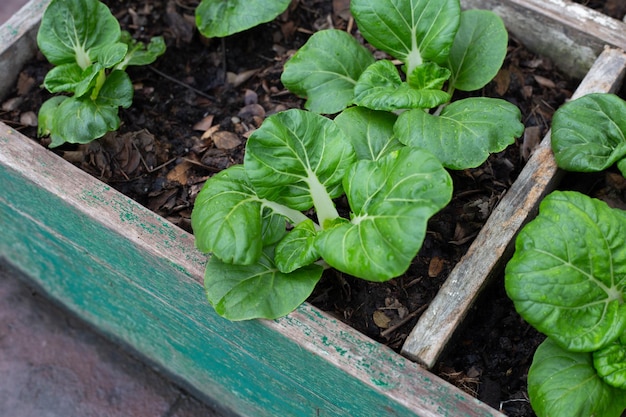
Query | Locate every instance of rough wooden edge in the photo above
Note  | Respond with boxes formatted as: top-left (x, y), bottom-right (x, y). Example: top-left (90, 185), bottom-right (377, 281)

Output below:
top-left (0, 0), bottom-right (50, 100)
top-left (462, 0), bottom-right (626, 78)
top-left (401, 46), bottom-right (626, 369)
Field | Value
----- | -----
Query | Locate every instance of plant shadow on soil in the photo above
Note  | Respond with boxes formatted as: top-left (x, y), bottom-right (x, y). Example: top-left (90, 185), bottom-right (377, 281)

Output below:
top-left (2, 0), bottom-right (605, 415)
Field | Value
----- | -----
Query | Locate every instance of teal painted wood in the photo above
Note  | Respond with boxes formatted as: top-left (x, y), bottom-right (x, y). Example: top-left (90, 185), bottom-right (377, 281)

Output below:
top-left (0, 127), bottom-right (504, 417)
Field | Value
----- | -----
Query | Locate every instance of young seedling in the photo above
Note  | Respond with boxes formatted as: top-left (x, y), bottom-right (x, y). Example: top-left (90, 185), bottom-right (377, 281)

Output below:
top-left (195, 0), bottom-right (291, 38)
top-left (281, 0), bottom-right (524, 169)
top-left (191, 109), bottom-right (452, 320)
top-left (505, 190), bottom-right (626, 417)
top-left (37, 0), bottom-right (165, 147)
top-left (191, 0), bottom-right (525, 321)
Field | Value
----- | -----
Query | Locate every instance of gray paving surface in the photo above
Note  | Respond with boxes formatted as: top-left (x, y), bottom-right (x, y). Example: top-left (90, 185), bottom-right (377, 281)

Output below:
top-left (0, 262), bottom-right (226, 417)
top-left (0, 0), bottom-right (28, 23)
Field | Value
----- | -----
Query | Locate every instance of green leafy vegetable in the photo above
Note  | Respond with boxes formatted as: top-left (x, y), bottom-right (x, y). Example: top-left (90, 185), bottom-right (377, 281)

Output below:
top-left (528, 338), bottom-right (626, 417)
top-left (192, 109), bottom-right (452, 319)
top-left (551, 93), bottom-right (626, 176)
top-left (446, 9), bottom-right (508, 92)
top-left (506, 191), bottom-right (626, 352)
top-left (36, 0), bottom-right (165, 146)
top-left (280, 0), bottom-right (522, 170)
top-left (506, 190), bottom-right (626, 417)
top-left (395, 98), bottom-right (524, 169)
top-left (195, 0), bottom-right (291, 38)
top-left (281, 29), bottom-right (375, 114)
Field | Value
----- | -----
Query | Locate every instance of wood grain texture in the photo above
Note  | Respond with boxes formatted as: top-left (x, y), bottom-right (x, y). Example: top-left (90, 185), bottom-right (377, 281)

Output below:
top-left (401, 47), bottom-right (626, 369)
top-left (461, 0), bottom-right (626, 78)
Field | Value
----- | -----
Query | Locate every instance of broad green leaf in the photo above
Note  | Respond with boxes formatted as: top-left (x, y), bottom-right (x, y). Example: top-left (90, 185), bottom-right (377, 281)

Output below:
top-left (96, 70), bottom-right (133, 108)
top-left (48, 96), bottom-right (120, 146)
top-left (195, 0), bottom-right (291, 38)
top-left (37, 96), bottom-right (68, 146)
top-left (353, 60), bottom-right (450, 111)
top-left (117, 32), bottom-right (166, 68)
top-left (244, 109), bottom-right (355, 212)
top-left (205, 246), bottom-right (323, 320)
top-left (528, 338), bottom-right (626, 417)
top-left (281, 29), bottom-right (375, 114)
top-left (593, 341), bottom-right (626, 389)
top-left (551, 93), bottom-right (626, 176)
top-left (92, 42), bottom-right (128, 68)
top-left (261, 208), bottom-right (288, 246)
top-left (446, 10), bottom-right (508, 92)
top-left (396, 97), bottom-right (523, 169)
top-left (505, 191), bottom-right (626, 352)
top-left (191, 165), bottom-right (265, 265)
top-left (42, 63), bottom-right (97, 94)
top-left (37, 0), bottom-right (121, 67)
top-left (315, 147), bottom-right (452, 281)
top-left (350, 0), bottom-right (460, 73)
top-left (334, 107), bottom-right (402, 161)
top-left (275, 220), bottom-right (320, 273)
top-left (406, 62), bottom-right (451, 91)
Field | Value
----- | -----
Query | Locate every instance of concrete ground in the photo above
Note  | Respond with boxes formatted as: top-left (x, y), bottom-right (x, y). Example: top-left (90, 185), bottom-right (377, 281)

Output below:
top-left (0, 262), bottom-right (227, 417)
top-left (0, 0), bottom-right (28, 24)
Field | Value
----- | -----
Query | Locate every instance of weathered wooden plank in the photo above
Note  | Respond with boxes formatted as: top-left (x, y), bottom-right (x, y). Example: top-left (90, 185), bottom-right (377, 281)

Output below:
top-left (401, 47), bottom-right (626, 369)
top-left (0, 0), bottom-right (50, 100)
top-left (462, 0), bottom-right (626, 78)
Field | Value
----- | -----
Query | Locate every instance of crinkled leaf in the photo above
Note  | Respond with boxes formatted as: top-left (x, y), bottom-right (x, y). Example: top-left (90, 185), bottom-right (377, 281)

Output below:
top-left (593, 341), bottom-right (626, 389)
top-left (46, 96), bottom-right (120, 146)
top-left (37, 0), bottom-right (121, 67)
top-left (275, 219), bottom-right (320, 273)
top-left (446, 10), bottom-right (507, 92)
top-left (505, 191), bottom-right (626, 352)
top-left (191, 165), bottom-right (265, 265)
top-left (244, 109), bottom-right (355, 211)
top-left (43, 63), bottom-right (99, 95)
top-left (334, 107), bottom-right (402, 161)
top-left (354, 60), bottom-right (450, 111)
top-left (350, 0), bottom-right (460, 72)
top-left (406, 62), bottom-right (451, 91)
top-left (195, 0), bottom-right (291, 38)
top-left (315, 147), bottom-right (452, 281)
top-left (551, 93), bottom-right (626, 176)
top-left (117, 32), bottom-right (166, 68)
top-left (528, 338), bottom-right (626, 417)
top-left (281, 29), bottom-right (375, 114)
top-left (396, 97), bottom-right (523, 169)
top-left (205, 246), bottom-right (323, 320)
top-left (92, 42), bottom-right (128, 68)
top-left (96, 70), bottom-right (133, 108)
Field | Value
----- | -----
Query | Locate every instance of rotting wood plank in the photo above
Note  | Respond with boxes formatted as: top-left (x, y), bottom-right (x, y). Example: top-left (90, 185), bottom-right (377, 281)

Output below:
top-left (461, 0), bottom-right (626, 79)
top-left (401, 46), bottom-right (626, 369)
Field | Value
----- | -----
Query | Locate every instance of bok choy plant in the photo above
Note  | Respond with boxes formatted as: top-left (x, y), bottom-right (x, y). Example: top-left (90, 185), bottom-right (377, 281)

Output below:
top-left (37, 0), bottom-right (165, 147)
top-left (507, 95), bottom-right (626, 417)
top-left (192, 109), bottom-right (452, 320)
top-left (505, 191), bottom-right (626, 417)
top-left (191, 0), bottom-right (525, 321)
top-left (281, 0), bottom-right (524, 170)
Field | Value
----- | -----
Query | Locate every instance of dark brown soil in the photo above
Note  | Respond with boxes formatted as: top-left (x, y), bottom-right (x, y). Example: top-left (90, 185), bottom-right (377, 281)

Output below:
top-left (0, 1), bottom-right (580, 415)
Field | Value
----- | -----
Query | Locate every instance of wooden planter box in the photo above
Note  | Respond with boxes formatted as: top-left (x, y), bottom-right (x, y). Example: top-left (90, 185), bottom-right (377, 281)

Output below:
top-left (1, 1), bottom-right (625, 416)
